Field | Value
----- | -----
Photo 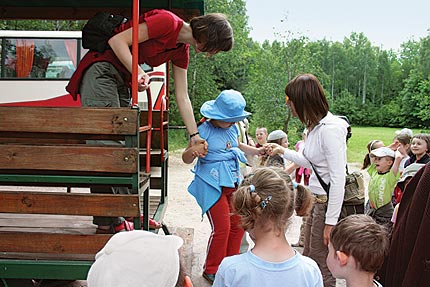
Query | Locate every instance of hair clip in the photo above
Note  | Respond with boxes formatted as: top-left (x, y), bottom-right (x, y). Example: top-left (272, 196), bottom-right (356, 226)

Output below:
top-left (260, 195), bottom-right (272, 209)
top-left (292, 181), bottom-right (298, 189)
top-left (249, 185), bottom-right (255, 193)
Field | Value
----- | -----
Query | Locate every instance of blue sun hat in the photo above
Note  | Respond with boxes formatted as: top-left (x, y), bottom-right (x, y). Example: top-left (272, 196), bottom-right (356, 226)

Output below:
top-left (200, 90), bottom-right (251, 122)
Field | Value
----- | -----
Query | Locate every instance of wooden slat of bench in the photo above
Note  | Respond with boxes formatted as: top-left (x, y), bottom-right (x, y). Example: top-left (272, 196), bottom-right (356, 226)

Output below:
top-left (0, 107), bottom-right (138, 135)
top-left (0, 191), bottom-right (140, 217)
top-left (0, 232), bottom-right (110, 255)
top-left (0, 214), bottom-right (95, 232)
top-left (0, 252), bottom-right (96, 261)
top-left (0, 144), bottom-right (137, 173)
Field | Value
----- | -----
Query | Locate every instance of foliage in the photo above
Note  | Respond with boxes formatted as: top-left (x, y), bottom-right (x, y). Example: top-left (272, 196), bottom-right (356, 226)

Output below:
top-left (167, 128), bottom-right (189, 151)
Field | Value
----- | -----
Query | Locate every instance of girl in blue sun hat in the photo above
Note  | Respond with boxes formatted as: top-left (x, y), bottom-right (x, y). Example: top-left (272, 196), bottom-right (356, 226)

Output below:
top-left (182, 89), bottom-right (265, 283)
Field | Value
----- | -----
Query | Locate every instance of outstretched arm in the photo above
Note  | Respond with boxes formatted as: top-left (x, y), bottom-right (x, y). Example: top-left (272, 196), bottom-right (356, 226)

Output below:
top-left (172, 65), bottom-right (208, 153)
top-left (239, 142), bottom-right (264, 156)
top-left (392, 148), bottom-right (405, 176)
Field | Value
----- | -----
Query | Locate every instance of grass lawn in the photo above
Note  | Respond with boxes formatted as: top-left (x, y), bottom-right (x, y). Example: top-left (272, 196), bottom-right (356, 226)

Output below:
top-left (347, 126), bottom-right (429, 163)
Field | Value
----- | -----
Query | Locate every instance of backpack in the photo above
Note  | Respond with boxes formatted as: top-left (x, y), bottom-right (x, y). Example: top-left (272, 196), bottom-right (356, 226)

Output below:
top-left (82, 12), bottom-right (128, 52)
top-left (336, 115), bottom-right (352, 142)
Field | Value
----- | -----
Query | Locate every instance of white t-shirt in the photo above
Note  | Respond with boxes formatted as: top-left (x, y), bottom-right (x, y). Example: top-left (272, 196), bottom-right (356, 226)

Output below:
top-left (213, 250), bottom-right (323, 287)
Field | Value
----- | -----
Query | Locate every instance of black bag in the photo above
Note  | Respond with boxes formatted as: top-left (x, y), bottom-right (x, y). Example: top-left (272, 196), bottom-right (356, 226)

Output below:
top-left (82, 12), bottom-right (128, 52)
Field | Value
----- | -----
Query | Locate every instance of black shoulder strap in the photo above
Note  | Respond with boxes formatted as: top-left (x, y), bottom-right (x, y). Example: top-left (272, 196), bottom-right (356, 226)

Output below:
top-left (310, 162), bottom-right (349, 198)
top-left (310, 162), bottom-right (330, 195)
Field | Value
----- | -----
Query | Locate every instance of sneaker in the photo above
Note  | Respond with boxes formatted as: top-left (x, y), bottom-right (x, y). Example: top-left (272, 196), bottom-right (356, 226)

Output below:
top-left (202, 272), bottom-right (216, 283)
top-left (95, 221), bottom-right (134, 234)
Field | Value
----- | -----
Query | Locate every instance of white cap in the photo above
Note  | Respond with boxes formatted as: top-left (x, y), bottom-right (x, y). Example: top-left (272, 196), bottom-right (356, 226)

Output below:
top-left (267, 130), bottom-right (287, 141)
top-left (87, 230), bottom-right (183, 287)
top-left (371, 147), bottom-right (395, 158)
top-left (395, 128), bottom-right (413, 138)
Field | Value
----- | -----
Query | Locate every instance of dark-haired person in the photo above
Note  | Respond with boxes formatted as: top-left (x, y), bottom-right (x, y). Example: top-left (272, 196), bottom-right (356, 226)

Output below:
top-left (267, 73), bottom-right (349, 287)
top-left (67, 9), bottom-right (234, 233)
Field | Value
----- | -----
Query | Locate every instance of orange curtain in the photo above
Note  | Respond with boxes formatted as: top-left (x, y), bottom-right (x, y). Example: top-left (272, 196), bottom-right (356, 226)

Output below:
top-left (64, 40), bottom-right (77, 67)
top-left (15, 39), bottom-right (35, 78)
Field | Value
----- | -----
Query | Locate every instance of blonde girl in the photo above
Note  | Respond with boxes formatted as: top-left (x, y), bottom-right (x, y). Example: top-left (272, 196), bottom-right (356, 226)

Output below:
top-left (213, 167), bottom-right (322, 287)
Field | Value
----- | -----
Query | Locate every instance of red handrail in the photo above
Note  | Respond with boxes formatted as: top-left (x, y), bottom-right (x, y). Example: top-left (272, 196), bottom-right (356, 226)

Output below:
top-left (131, 0), bottom-right (139, 106)
top-left (145, 88), bottom-right (153, 173)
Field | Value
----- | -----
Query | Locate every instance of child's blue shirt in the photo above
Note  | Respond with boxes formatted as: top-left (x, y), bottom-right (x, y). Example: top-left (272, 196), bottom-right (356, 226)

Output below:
top-left (187, 120), bottom-right (247, 215)
top-left (213, 250), bottom-right (323, 287)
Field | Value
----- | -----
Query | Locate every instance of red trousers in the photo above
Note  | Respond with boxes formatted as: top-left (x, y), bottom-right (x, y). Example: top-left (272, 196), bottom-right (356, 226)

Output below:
top-left (204, 186), bottom-right (244, 274)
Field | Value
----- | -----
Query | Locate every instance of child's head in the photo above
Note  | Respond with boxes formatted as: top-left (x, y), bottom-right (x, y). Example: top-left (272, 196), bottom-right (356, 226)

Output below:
top-left (410, 133), bottom-right (430, 158)
top-left (263, 154), bottom-right (284, 168)
top-left (327, 215), bottom-right (389, 279)
top-left (87, 230), bottom-right (192, 287)
top-left (370, 147), bottom-right (395, 173)
top-left (395, 128), bottom-right (413, 139)
top-left (233, 167), bottom-right (313, 235)
top-left (255, 127), bottom-right (268, 145)
top-left (361, 139), bottom-right (384, 169)
top-left (267, 130), bottom-right (289, 148)
top-left (199, 89), bottom-right (250, 127)
top-left (394, 131), bottom-right (412, 156)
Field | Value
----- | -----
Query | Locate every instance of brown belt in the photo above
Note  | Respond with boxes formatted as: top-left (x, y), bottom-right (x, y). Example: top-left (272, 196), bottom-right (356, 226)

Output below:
top-left (313, 194), bottom-right (328, 204)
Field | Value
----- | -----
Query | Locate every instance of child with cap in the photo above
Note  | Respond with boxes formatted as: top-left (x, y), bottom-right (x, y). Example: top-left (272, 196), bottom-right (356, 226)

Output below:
top-left (87, 230), bottom-right (193, 287)
top-left (259, 129), bottom-right (287, 167)
top-left (182, 90), bottom-right (264, 283)
top-left (260, 130), bottom-right (296, 174)
top-left (366, 146), bottom-right (404, 226)
top-left (327, 214), bottom-right (389, 287)
top-left (213, 167), bottom-right (322, 287)
top-left (361, 140), bottom-right (385, 170)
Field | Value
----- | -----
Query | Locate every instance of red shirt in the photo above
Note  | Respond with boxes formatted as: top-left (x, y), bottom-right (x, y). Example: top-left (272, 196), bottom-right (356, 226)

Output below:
top-left (67, 9), bottom-right (189, 100)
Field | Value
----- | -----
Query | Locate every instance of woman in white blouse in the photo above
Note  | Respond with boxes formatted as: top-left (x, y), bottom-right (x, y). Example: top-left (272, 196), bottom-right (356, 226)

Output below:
top-left (267, 73), bottom-right (348, 287)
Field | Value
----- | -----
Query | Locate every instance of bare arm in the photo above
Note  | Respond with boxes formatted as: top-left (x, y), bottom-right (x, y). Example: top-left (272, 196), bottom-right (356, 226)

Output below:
top-left (172, 65), bottom-right (207, 146)
top-left (107, 22), bottom-right (150, 90)
top-left (392, 149), bottom-right (405, 176)
top-left (239, 142), bottom-right (263, 156)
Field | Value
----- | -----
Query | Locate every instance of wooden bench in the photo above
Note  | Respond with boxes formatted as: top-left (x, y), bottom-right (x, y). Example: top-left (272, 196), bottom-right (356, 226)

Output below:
top-left (0, 106), bottom-right (152, 280)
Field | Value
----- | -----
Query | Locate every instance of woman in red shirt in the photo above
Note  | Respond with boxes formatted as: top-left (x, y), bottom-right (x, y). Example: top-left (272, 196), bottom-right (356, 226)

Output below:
top-left (67, 9), bottom-right (233, 234)
top-left (68, 9), bottom-right (233, 146)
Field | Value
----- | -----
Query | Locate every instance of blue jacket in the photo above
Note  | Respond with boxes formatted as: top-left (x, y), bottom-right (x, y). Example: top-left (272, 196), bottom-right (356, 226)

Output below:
top-left (187, 121), bottom-right (247, 215)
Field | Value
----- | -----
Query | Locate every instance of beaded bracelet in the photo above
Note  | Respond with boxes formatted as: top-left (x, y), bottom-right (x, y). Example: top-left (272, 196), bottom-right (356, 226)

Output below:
top-left (189, 132), bottom-right (200, 139)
